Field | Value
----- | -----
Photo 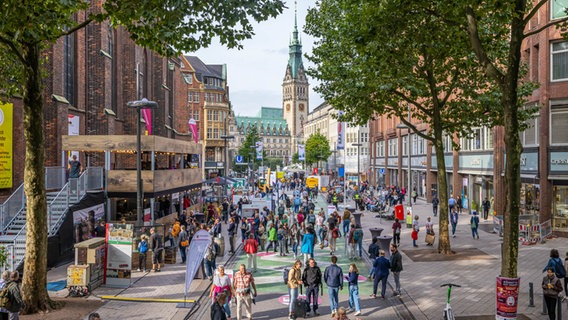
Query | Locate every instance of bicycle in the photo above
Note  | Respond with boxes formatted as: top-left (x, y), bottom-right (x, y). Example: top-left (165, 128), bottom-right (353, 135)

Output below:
top-left (440, 283), bottom-right (461, 320)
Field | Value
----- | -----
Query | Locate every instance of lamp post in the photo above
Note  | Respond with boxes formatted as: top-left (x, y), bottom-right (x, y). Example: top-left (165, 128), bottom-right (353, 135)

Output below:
top-left (396, 123), bottom-right (412, 208)
top-left (220, 134), bottom-right (235, 178)
top-left (127, 98), bottom-right (158, 225)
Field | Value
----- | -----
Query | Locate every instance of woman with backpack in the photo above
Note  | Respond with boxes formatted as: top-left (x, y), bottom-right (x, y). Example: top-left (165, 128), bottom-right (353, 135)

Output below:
top-left (542, 249), bottom-right (566, 280)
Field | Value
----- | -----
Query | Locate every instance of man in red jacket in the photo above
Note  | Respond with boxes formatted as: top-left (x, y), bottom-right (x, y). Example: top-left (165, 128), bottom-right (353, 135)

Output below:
top-left (244, 234), bottom-right (259, 272)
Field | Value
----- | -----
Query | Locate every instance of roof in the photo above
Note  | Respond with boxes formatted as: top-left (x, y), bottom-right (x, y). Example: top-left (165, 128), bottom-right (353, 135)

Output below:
top-left (256, 107), bottom-right (283, 119)
top-left (287, 11), bottom-right (304, 79)
top-left (184, 56), bottom-right (225, 84)
top-left (235, 108), bottom-right (290, 136)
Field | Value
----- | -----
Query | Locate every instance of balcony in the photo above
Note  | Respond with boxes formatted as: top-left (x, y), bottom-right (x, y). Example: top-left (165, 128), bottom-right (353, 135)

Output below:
top-left (107, 168), bottom-right (201, 194)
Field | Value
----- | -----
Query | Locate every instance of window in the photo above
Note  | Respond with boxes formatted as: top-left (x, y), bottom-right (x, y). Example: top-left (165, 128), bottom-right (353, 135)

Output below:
top-left (388, 139), bottom-right (398, 157)
top-left (551, 103), bottom-right (568, 145)
top-left (63, 34), bottom-right (75, 105)
top-left (417, 135), bottom-right (425, 155)
top-left (193, 92), bottom-right (200, 103)
top-left (471, 128), bottom-right (483, 150)
top-left (378, 141), bottom-right (385, 157)
top-left (521, 106), bottom-right (539, 146)
top-left (207, 128), bottom-right (212, 139)
top-left (402, 136), bottom-right (408, 156)
top-left (552, 0), bottom-right (568, 19)
top-left (551, 41), bottom-right (568, 81)
top-left (443, 133), bottom-right (453, 152)
top-left (213, 128), bottom-right (219, 139)
top-left (412, 134), bottom-right (418, 155)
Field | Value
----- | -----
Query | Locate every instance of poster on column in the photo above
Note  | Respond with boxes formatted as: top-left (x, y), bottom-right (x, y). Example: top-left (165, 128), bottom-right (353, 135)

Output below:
top-left (0, 103), bottom-right (13, 189)
top-left (68, 114), bottom-right (80, 159)
top-left (105, 223), bottom-right (134, 287)
top-left (495, 276), bottom-right (520, 320)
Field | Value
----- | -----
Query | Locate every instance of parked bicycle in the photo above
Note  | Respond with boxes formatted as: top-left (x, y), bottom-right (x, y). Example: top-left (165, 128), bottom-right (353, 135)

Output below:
top-left (440, 283), bottom-right (461, 320)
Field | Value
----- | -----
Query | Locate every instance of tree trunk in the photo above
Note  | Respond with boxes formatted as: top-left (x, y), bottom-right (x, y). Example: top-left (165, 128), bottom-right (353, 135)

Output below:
top-left (20, 43), bottom-right (51, 313)
top-left (432, 126), bottom-right (451, 254)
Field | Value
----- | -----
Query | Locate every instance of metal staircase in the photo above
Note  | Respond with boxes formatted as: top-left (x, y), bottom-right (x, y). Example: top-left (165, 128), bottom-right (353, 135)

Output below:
top-left (0, 167), bottom-right (104, 270)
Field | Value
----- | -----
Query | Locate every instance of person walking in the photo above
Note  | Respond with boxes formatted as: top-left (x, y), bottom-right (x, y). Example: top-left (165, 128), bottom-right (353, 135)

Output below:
top-left (482, 197), bottom-right (491, 220)
top-left (278, 224), bottom-right (289, 257)
top-left (233, 264), bottom-right (257, 320)
top-left (390, 243), bottom-right (403, 296)
top-left (371, 250), bottom-right (390, 299)
top-left (266, 224), bottom-right (277, 253)
top-left (178, 225), bottom-right (189, 264)
top-left (367, 237), bottom-right (380, 279)
top-left (425, 216), bottom-right (434, 246)
top-left (244, 234), bottom-right (259, 272)
top-left (203, 242), bottom-right (217, 280)
top-left (542, 267), bottom-right (563, 320)
top-left (342, 209), bottom-right (351, 236)
top-left (301, 226), bottom-right (316, 265)
top-left (68, 154), bottom-right (82, 179)
top-left (470, 211), bottom-right (480, 239)
top-left (431, 194), bottom-right (439, 217)
top-left (392, 218), bottom-right (401, 246)
top-left (411, 215), bottom-right (420, 247)
top-left (324, 255), bottom-right (344, 318)
top-left (346, 263), bottom-right (362, 316)
top-left (210, 265), bottom-right (234, 320)
top-left (329, 224), bottom-right (339, 255)
top-left (450, 208), bottom-right (459, 238)
top-left (227, 217), bottom-right (237, 254)
top-left (411, 188), bottom-right (417, 204)
top-left (211, 292), bottom-right (228, 320)
top-left (348, 225), bottom-right (357, 260)
top-left (149, 227), bottom-right (164, 272)
top-left (4, 271), bottom-right (23, 320)
top-left (302, 258), bottom-right (323, 317)
top-left (287, 260), bottom-right (303, 320)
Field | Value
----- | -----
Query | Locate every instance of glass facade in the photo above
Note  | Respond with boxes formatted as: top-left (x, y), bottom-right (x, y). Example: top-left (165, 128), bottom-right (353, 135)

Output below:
top-left (553, 186), bottom-right (568, 231)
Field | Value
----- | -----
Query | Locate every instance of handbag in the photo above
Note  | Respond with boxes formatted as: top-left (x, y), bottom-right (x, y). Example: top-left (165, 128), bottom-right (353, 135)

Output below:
top-left (425, 233), bottom-right (435, 245)
top-left (180, 239), bottom-right (189, 247)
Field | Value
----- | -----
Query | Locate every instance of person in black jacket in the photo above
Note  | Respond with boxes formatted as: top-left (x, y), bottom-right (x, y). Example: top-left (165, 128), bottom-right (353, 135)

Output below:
top-left (211, 292), bottom-right (228, 320)
top-left (302, 258), bottom-right (323, 317)
top-left (390, 243), bottom-right (403, 296)
top-left (367, 238), bottom-right (380, 279)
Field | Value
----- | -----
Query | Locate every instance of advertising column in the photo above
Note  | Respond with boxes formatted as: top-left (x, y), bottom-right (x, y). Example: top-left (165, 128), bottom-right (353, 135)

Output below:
top-left (496, 276), bottom-right (520, 319)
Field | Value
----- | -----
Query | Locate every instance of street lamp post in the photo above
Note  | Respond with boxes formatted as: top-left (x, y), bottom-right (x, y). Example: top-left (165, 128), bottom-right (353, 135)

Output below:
top-left (220, 134), bottom-right (235, 178)
top-left (396, 125), bottom-right (412, 208)
top-left (127, 98), bottom-right (158, 225)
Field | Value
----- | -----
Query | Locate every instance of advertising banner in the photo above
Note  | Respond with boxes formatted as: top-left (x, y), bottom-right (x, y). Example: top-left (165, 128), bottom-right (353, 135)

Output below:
top-left (141, 108), bottom-right (152, 135)
top-left (68, 114), bottom-right (80, 159)
top-left (105, 223), bottom-right (134, 287)
top-left (185, 229), bottom-right (212, 295)
top-left (188, 118), bottom-right (198, 143)
top-left (496, 276), bottom-right (520, 319)
top-left (0, 103), bottom-right (13, 189)
top-left (337, 111), bottom-right (345, 150)
top-left (298, 144), bottom-right (305, 161)
top-left (255, 141), bottom-right (263, 160)
top-left (72, 203), bottom-right (105, 243)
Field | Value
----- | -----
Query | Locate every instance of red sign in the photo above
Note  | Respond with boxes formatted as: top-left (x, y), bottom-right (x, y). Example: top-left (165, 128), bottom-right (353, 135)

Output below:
top-left (496, 276), bottom-right (520, 319)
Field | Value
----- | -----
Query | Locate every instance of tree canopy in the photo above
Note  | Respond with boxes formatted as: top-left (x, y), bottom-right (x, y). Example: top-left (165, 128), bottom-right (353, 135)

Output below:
top-left (305, 131), bottom-right (331, 166)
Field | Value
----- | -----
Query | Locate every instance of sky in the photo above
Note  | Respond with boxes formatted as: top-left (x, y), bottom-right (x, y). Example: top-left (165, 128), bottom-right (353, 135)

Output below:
top-left (192, 0), bottom-right (324, 117)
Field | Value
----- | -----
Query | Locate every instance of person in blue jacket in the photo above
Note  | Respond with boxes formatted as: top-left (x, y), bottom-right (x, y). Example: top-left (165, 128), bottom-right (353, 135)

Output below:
top-left (371, 250), bottom-right (390, 299)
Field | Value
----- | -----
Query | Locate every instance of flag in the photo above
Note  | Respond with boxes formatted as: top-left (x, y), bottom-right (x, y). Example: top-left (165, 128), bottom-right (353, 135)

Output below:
top-left (255, 141), bottom-right (263, 160)
top-left (298, 144), bottom-right (305, 161)
top-left (188, 118), bottom-right (198, 143)
top-left (141, 109), bottom-right (153, 135)
top-left (337, 111), bottom-right (345, 150)
top-left (184, 230), bottom-right (211, 296)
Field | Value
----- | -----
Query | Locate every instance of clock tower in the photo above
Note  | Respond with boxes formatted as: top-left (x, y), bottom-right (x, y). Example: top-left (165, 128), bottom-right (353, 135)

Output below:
top-left (282, 3), bottom-right (309, 154)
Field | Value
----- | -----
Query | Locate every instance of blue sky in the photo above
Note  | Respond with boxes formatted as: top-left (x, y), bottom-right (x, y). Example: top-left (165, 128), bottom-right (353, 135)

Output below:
top-left (192, 0), bottom-right (324, 117)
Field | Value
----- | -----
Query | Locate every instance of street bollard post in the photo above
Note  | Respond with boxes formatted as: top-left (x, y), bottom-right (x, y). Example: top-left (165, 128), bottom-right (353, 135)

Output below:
top-left (528, 282), bottom-right (534, 307)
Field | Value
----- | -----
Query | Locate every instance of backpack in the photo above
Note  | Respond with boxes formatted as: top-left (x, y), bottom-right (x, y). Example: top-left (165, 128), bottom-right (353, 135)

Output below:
top-left (353, 229), bottom-right (363, 242)
top-left (470, 217), bottom-right (478, 229)
top-left (139, 240), bottom-right (148, 254)
top-left (283, 267), bottom-right (290, 284)
top-left (332, 228), bottom-right (339, 239)
top-left (0, 282), bottom-right (22, 313)
top-left (294, 197), bottom-right (301, 206)
top-left (555, 259), bottom-right (566, 279)
top-left (307, 214), bottom-right (316, 225)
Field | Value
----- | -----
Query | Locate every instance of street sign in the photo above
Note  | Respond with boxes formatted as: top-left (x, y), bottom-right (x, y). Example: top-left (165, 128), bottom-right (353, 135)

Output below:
top-left (379, 168), bottom-right (385, 175)
top-left (235, 155), bottom-right (244, 163)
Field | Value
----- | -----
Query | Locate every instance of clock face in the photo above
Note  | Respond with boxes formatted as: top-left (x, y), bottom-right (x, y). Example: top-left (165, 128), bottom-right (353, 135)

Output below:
top-left (286, 104), bottom-right (290, 111)
top-left (299, 104), bottom-right (304, 111)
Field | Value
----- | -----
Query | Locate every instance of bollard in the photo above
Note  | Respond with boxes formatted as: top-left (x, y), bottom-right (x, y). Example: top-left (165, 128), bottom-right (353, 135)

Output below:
top-left (528, 282), bottom-right (535, 307)
top-left (542, 296), bottom-right (548, 315)
top-left (558, 296), bottom-right (562, 320)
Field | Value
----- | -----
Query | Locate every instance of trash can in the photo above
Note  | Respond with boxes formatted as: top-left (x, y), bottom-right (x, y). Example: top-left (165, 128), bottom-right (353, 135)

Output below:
top-left (214, 236), bottom-right (225, 257)
top-left (352, 212), bottom-right (362, 228)
top-left (377, 235), bottom-right (393, 259)
top-left (394, 204), bottom-right (404, 221)
top-left (369, 227), bottom-right (384, 239)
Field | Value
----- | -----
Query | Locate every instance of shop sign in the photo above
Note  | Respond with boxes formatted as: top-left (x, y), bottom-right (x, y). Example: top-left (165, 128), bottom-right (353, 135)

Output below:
top-left (550, 152), bottom-right (568, 172)
top-left (431, 154), bottom-right (453, 169)
top-left (459, 154), bottom-right (493, 170)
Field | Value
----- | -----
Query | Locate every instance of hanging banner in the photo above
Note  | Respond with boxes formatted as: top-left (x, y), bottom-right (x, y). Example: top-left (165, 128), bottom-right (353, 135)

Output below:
top-left (105, 223), bottom-right (134, 288)
top-left (188, 118), bottom-right (198, 143)
top-left (337, 111), bottom-right (345, 150)
top-left (496, 276), bottom-right (520, 320)
top-left (141, 108), bottom-right (152, 135)
top-left (298, 144), bottom-right (305, 161)
top-left (68, 114), bottom-right (80, 159)
top-left (0, 103), bottom-right (12, 189)
top-left (256, 141), bottom-right (263, 160)
top-left (185, 229), bottom-right (212, 295)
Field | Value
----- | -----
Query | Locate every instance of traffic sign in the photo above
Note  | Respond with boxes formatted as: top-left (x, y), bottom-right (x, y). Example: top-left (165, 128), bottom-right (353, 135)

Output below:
top-left (379, 168), bottom-right (385, 175)
top-left (235, 155), bottom-right (244, 163)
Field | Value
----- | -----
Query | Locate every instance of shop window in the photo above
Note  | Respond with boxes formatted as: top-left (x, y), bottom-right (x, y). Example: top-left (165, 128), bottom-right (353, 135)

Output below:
top-left (553, 186), bottom-right (568, 231)
top-left (551, 41), bottom-right (568, 81)
top-left (550, 103), bottom-right (568, 145)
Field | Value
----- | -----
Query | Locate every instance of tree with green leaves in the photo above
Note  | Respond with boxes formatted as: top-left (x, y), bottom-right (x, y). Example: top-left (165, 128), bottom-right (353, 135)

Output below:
top-left (291, 152), bottom-right (300, 164)
top-left (305, 0), bottom-right (503, 254)
top-left (305, 131), bottom-right (331, 168)
top-left (0, 0), bottom-right (284, 313)
top-left (234, 126), bottom-right (263, 171)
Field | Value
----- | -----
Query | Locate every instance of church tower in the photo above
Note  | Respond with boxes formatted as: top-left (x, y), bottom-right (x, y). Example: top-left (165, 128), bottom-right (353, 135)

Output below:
top-left (282, 2), bottom-right (309, 153)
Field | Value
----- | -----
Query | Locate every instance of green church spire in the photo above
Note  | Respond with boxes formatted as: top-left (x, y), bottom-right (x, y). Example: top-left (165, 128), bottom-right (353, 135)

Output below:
top-left (288, 0), bottom-right (303, 79)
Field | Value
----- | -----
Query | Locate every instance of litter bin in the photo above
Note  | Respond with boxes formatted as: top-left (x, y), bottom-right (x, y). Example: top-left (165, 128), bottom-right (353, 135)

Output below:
top-left (214, 236), bottom-right (225, 257)
top-left (369, 227), bottom-right (384, 239)
top-left (394, 204), bottom-right (404, 221)
top-left (352, 212), bottom-right (362, 228)
top-left (377, 235), bottom-right (393, 259)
